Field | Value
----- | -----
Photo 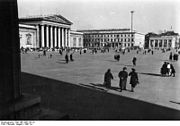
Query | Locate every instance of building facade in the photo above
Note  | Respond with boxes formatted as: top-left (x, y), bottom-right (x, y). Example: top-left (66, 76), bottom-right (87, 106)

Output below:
top-left (19, 24), bottom-right (37, 48)
top-left (19, 14), bottom-right (72, 49)
top-left (78, 29), bottom-right (144, 49)
top-left (149, 31), bottom-right (180, 49)
top-left (70, 30), bottom-right (83, 48)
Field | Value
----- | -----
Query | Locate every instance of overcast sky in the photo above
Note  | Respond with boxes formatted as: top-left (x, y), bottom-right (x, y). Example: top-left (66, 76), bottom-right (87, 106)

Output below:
top-left (17, 0), bottom-right (180, 34)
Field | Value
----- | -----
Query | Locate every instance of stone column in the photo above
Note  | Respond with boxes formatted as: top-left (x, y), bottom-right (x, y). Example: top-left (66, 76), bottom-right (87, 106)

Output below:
top-left (36, 25), bottom-right (40, 48)
top-left (62, 28), bottom-right (64, 48)
top-left (0, 0), bottom-right (21, 116)
top-left (162, 40), bottom-right (164, 48)
top-left (41, 25), bottom-right (45, 48)
top-left (64, 28), bottom-right (67, 47)
top-left (46, 25), bottom-right (49, 48)
top-left (58, 27), bottom-right (61, 48)
top-left (149, 40), bottom-right (151, 49)
top-left (68, 29), bottom-right (70, 48)
top-left (54, 27), bottom-right (57, 48)
top-left (153, 40), bottom-right (155, 49)
top-left (50, 26), bottom-right (53, 48)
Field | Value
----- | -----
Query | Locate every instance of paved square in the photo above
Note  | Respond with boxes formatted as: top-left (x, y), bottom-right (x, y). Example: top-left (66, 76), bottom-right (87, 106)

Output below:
top-left (21, 49), bottom-right (180, 111)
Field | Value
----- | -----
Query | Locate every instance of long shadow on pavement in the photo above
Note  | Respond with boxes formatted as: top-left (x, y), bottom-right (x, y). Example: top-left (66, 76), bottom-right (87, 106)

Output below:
top-left (139, 72), bottom-right (162, 77)
top-left (21, 72), bottom-right (180, 120)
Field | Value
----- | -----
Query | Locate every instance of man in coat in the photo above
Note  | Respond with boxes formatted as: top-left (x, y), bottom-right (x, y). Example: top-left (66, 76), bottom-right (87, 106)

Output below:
top-left (129, 68), bottom-right (139, 92)
top-left (132, 57), bottom-right (137, 66)
top-left (104, 69), bottom-right (114, 88)
top-left (65, 53), bottom-right (69, 63)
top-left (118, 67), bottom-right (128, 91)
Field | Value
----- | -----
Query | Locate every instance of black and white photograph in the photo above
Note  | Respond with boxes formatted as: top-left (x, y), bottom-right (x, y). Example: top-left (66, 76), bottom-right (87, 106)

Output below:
top-left (1, 0), bottom-right (180, 122)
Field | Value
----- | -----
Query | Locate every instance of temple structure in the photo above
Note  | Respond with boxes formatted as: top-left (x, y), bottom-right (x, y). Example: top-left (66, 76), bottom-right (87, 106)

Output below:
top-left (19, 14), bottom-right (73, 49)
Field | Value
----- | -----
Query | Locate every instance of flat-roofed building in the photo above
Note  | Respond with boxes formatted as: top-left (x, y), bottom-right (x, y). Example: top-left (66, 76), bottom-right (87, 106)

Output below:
top-left (77, 29), bottom-right (145, 49)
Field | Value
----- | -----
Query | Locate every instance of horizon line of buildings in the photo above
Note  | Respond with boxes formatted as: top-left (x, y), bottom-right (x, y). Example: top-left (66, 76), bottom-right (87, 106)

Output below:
top-left (19, 14), bottom-right (180, 50)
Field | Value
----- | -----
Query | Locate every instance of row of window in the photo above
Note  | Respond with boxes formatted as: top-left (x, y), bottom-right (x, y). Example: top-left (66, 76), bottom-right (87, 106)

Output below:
top-left (85, 38), bottom-right (134, 42)
top-left (84, 43), bottom-right (134, 47)
top-left (85, 34), bottom-right (134, 38)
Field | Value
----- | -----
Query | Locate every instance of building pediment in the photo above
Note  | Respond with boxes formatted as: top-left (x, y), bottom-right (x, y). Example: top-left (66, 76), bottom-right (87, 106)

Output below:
top-left (19, 14), bottom-right (73, 25)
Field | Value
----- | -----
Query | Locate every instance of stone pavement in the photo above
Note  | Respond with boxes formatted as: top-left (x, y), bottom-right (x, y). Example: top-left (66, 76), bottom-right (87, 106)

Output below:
top-left (21, 49), bottom-right (180, 112)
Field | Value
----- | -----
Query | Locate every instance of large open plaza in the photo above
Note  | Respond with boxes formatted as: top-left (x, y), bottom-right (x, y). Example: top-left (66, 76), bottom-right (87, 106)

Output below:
top-left (21, 49), bottom-right (180, 119)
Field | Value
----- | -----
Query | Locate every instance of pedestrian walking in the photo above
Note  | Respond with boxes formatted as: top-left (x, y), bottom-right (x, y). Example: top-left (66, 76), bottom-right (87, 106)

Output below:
top-left (118, 67), bottom-right (128, 91)
top-left (170, 63), bottom-right (175, 77)
top-left (169, 52), bottom-right (173, 61)
top-left (151, 50), bottom-right (154, 55)
top-left (132, 57), bottom-right (137, 66)
top-left (59, 49), bottom-right (62, 55)
top-left (117, 54), bottom-right (120, 61)
top-left (161, 62), bottom-right (167, 77)
top-left (70, 53), bottom-right (74, 61)
top-left (129, 68), bottom-right (139, 92)
top-left (65, 53), bottom-right (69, 63)
top-left (43, 49), bottom-right (46, 56)
top-left (104, 69), bottom-right (114, 88)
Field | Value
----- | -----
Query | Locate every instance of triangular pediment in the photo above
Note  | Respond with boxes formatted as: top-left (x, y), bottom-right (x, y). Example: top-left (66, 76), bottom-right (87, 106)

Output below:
top-left (43, 15), bottom-right (72, 25)
top-left (19, 14), bottom-right (73, 25)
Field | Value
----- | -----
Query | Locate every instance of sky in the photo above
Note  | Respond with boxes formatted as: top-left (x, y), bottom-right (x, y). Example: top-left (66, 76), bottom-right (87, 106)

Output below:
top-left (17, 0), bottom-right (180, 34)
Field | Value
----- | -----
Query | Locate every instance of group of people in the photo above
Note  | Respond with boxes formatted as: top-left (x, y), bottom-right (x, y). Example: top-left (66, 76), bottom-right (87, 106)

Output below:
top-left (169, 52), bottom-right (179, 61)
top-left (65, 53), bottom-right (74, 63)
top-left (104, 67), bottom-right (139, 92)
top-left (160, 62), bottom-right (175, 77)
top-left (114, 54), bottom-right (120, 61)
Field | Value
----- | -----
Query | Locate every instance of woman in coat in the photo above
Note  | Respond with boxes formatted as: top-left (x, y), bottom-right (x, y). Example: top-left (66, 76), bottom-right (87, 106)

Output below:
top-left (129, 68), bottom-right (139, 92)
top-left (104, 69), bottom-right (114, 88)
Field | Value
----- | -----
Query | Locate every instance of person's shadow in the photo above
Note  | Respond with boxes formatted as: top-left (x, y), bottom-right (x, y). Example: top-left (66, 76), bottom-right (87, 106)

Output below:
top-left (89, 83), bottom-right (132, 92)
top-left (138, 72), bottom-right (162, 77)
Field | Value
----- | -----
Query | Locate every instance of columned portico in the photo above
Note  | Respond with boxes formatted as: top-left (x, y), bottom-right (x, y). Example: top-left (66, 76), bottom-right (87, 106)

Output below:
top-left (19, 14), bottom-right (73, 49)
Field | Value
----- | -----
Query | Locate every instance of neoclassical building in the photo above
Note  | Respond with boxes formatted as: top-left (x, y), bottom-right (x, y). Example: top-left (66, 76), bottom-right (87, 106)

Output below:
top-left (78, 29), bottom-right (145, 49)
top-left (19, 14), bottom-right (73, 49)
top-left (148, 31), bottom-right (180, 49)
